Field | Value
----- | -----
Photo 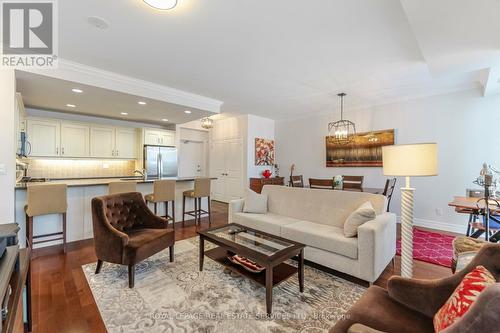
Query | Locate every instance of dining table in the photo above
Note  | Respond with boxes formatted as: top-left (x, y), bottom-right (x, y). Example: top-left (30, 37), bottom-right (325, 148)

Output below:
top-left (448, 196), bottom-right (500, 242)
top-left (304, 186), bottom-right (384, 194)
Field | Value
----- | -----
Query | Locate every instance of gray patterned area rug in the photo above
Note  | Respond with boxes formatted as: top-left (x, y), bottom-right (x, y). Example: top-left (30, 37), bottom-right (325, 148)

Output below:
top-left (82, 238), bottom-right (365, 333)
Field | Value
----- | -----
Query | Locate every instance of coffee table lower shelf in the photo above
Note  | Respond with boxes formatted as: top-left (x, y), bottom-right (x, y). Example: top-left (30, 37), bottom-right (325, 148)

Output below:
top-left (204, 247), bottom-right (298, 287)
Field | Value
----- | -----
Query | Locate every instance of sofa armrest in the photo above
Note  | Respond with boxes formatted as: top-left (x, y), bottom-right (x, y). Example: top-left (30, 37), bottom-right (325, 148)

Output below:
top-left (228, 198), bottom-right (245, 224)
top-left (348, 324), bottom-right (387, 333)
top-left (357, 212), bottom-right (397, 282)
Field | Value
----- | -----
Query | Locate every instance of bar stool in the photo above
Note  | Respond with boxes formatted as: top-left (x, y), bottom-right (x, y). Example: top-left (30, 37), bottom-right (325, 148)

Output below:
top-left (182, 178), bottom-right (211, 226)
top-left (145, 179), bottom-right (176, 230)
top-left (25, 184), bottom-right (68, 253)
top-left (108, 181), bottom-right (137, 195)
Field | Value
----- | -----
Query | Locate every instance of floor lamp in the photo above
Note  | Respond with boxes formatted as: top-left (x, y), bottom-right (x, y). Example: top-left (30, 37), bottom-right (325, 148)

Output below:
top-left (382, 143), bottom-right (438, 278)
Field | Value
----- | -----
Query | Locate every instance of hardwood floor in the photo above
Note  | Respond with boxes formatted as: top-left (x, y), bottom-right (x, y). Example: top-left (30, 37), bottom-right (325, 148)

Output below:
top-left (30, 201), bottom-right (453, 333)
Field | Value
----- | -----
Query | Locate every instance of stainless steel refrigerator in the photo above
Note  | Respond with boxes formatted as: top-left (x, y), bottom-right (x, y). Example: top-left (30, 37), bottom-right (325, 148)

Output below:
top-left (144, 145), bottom-right (178, 178)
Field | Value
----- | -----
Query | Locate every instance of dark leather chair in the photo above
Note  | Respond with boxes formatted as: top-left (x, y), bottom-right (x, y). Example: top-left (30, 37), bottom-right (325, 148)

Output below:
top-left (92, 192), bottom-right (175, 288)
top-left (331, 244), bottom-right (500, 333)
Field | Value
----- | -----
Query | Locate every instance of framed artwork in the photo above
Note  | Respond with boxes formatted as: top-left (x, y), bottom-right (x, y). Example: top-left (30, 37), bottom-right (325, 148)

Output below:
top-left (255, 138), bottom-right (275, 166)
top-left (326, 129), bottom-right (395, 167)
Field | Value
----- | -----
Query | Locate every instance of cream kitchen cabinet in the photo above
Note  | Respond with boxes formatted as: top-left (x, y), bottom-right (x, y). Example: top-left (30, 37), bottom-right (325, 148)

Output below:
top-left (90, 126), bottom-right (137, 159)
top-left (90, 126), bottom-right (115, 158)
top-left (27, 119), bottom-right (61, 157)
top-left (60, 122), bottom-right (90, 157)
top-left (115, 128), bottom-right (137, 158)
top-left (144, 129), bottom-right (175, 146)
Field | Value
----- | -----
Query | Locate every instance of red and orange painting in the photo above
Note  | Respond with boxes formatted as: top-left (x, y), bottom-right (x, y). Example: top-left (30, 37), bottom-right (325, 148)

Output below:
top-left (255, 138), bottom-right (275, 166)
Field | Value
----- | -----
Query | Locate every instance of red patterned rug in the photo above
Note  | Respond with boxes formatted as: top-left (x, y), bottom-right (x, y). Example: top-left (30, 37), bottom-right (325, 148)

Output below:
top-left (396, 228), bottom-right (454, 268)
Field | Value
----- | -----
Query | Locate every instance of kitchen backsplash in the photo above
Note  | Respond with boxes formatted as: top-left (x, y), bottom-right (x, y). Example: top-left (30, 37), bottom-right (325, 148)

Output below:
top-left (27, 159), bottom-right (137, 179)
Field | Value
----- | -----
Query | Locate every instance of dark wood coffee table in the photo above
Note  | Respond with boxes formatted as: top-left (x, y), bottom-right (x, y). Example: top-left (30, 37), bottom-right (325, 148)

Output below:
top-left (198, 223), bottom-right (305, 315)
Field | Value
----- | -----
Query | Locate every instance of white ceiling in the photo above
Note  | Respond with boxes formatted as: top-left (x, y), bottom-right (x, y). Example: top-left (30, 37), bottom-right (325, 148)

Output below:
top-left (16, 71), bottom-right (213, 125)
top-left (22, 0), bottom-right (500, 120)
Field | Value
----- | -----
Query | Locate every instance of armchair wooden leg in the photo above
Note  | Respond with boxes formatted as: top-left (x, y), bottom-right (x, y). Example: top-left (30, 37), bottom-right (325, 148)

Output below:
top-left (208, 196), bottom-right (212, 225)
top-left (128, 264), bottom-right (135, 288)
top-left (95, 259), bottom-right (103, 274)
top-left (172, 201), bottom-right (175, 230)
top-left (182, 195), bottom-right (186, 227)
top-left (62, 212), bottom-right (67, 254)
top-left (169, 245), bottom-right (174, 262)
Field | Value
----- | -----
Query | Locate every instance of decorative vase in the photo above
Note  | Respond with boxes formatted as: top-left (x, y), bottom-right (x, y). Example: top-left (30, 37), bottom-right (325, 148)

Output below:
top-left (262, 169), bottom-right (272, 179)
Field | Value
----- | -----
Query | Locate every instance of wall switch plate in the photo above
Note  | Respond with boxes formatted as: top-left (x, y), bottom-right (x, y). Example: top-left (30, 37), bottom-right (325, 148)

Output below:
top-left (0, 164), bottom-right (6, 175)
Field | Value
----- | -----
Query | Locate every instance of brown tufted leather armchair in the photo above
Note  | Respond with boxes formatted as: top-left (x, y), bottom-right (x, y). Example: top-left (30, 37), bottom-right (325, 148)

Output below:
top-left (92, 192), bottom-right (175, 288)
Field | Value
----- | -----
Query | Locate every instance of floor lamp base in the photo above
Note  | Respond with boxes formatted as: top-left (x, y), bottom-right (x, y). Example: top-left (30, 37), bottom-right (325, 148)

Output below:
top-left (400, 186), bottom-right (415, 278)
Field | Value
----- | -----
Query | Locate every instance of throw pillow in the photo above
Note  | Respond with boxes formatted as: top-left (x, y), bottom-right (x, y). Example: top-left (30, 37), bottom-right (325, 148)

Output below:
top-left (343, 201), bottom-right (376, 237)
top-left (243, 189), bottom-right (268, 214)
top-left (433, 265), bottom-right (495, 332)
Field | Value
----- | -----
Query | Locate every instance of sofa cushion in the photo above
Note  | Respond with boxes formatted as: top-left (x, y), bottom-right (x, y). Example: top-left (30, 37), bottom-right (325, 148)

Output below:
top-left (262, 186), bottom-right (386, 228)
top-left (281, 221), bottom-right (358, 259)
top-left (330, 286), bottom-right (434, 333)
top-left (232, 212), bottom-right (299, 235)
top-left (243, 189), bottom-right (268, 214)
top-left (344, 201), bottom-right (376, 237)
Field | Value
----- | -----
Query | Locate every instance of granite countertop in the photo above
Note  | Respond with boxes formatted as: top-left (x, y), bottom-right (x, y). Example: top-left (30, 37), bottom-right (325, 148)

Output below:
top-left (15, 176), bottom-right (217, 189)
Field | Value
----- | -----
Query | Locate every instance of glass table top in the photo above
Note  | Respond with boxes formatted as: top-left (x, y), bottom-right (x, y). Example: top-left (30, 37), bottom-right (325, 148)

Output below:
top-left (206, 225), bottom-right (295, 256)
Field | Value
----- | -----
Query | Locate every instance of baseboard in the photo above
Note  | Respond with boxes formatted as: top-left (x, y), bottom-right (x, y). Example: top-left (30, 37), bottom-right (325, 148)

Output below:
top-left (396, 216), bottom-right (466, 234)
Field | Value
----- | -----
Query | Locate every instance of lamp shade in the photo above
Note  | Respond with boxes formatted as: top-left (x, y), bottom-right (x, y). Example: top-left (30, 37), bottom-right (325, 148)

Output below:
top-left (382, 143), bottom-right (438, 176)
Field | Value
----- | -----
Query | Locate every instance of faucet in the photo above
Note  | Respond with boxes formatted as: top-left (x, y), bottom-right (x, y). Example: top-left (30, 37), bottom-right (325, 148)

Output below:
top-left (133, 169), bottom-right (147, 181)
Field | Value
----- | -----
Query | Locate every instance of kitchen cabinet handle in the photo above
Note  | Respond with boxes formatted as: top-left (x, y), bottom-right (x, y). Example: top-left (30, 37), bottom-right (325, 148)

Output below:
top-left (56, 147), bottom-right (59, 155)
top-left (62, 147), bottom-right (64, 155)
top-left (116, 150), bottom-right (119, 156)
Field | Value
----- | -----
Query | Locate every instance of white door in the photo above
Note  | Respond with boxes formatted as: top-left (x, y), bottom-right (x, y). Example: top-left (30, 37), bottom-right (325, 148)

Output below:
top-left (115, 128), bottom-right (136, 159)
top-left (27, 119), bottom-right (60, 157)
top-left (60, 122), bottom-right (90, 157)
top-left (210, 141), bottom-right (227, 201)
top-left (180, 141), bottom-right (205, 177)
top-left (90, 126), bottom-right (115, 158)
top-left (224, 140), bottom-right (244, 200)
top-left (144, 130), bottom-right (161, 145)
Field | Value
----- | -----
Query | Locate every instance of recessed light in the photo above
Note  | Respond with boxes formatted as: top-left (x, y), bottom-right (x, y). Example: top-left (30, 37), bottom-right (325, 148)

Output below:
top-left (138, 101), bottom-right (147, 105)
top-left (72, 88), bottom-right (83, 93)
top-left (87, 16), bottom-right (110, 30)
top-left (121, 112), bottom-right (128, 115)
top-left (162, 118), bottom-right (169, 122)
top-left (184, 110), bottom-right (192, 114)
top-left (66, 104), bottom-right (76, 108)
top-left (143, 0), bottom-right (178, 10)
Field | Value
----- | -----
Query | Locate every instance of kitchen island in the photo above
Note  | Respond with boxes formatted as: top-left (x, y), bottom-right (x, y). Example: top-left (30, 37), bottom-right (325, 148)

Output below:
top-left (15, 177), bottom-right (216, 249)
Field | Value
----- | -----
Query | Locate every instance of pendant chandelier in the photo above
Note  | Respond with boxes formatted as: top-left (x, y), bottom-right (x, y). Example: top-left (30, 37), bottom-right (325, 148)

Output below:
top-left (200, 117), bottom-right (213, 129)
top-left (328, 93), bottom-right (356, 145)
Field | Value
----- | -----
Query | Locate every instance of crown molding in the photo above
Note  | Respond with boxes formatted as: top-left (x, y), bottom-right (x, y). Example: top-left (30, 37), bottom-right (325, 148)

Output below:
top-left (19, 59), bottom-right (223, 113)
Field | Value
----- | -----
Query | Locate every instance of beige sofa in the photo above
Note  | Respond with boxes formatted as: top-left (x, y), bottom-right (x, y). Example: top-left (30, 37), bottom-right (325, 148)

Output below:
top-left (229, 186), bottom-right (397, 283)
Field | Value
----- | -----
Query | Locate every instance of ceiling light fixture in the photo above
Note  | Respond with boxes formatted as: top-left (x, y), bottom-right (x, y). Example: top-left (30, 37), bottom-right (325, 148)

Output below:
top-left (121, 112), bottom-right (128, 115)
top-left (138, 101), bottom-right (147, 105)
top-left (184, 110), bottom-right (191, 114)
top-left (327, 93), bottom-right (356, 145)
top-left (201, 117), bottom-right (213, 129)
top-left (66, 104), bottom-right (76, 108)
top-left (72, 88), bottom-right (83, 93)
top-left (162, 118), bottom-right (169, 122)
top-left (143, 0), bottom-right (178, 10)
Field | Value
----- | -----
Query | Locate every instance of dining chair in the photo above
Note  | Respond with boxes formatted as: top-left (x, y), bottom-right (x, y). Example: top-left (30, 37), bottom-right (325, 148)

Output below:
top-left (308, 178), bottom-right (334, 189)
top-left (289, 175), bottom-right (304, 187)
top-left (342, 176), bottom-right (364, 190)
top-left (382, 178), bottom-right (397, 212)
top-left (460, 190), bottom-right (484, 237)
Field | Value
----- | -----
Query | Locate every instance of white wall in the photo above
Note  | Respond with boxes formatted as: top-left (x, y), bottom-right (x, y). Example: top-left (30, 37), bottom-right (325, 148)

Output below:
top-left (247, 114), bottom-right (275, 179)
top-left (0, 70), bottom-right (16, 222)
top-left (276, 88), bottom-right (500, 233)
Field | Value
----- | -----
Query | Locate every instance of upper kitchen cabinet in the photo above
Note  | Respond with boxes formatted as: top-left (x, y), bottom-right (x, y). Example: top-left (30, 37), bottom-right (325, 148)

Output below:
top-left (90, 126), bottom-right (115, 158)
top-left (144, 128), bottom-right (175, 146)
top-left (61, 122), bottom-right (90, 157)
top-left (27, 118), bottom-right (61, 157)
top-left (115, 128), bottom-right (137, 159)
